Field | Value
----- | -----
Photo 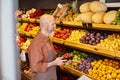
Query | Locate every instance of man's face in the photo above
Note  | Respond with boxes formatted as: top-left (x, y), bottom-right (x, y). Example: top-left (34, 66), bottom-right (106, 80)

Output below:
top-left (47, 19), bottom-right (56, 35)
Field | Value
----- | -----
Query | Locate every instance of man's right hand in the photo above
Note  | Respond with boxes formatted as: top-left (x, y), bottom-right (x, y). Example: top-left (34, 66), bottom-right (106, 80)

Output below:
top-left (48, 57), bottom-right (67, 68)
top-left (54, 57), bottom-right (67, 66)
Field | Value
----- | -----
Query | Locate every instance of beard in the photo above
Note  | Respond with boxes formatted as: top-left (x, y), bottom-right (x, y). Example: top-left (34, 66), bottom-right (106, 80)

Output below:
top-left (46, 27), bottom-right (54, 36)
top-left (49, 31), bottom-right (54, 35)
top-left (48, 30), bottom-right (54, 36)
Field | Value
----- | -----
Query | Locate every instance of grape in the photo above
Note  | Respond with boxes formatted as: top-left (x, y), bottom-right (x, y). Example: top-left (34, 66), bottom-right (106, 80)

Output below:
top-left (90, 33), bottom-right (94, 36)
top-left (95, 39), bottom-right (100, 43)
top-left (92, 42), bottom-right (96, 45)
top-left (85, 41), bottom-right (89, 44)
top-left (86, 36), bottom-right (91, 41)
top-left (91, 38), bottom-right (95, 42)
top-left (80, 31), bottom-right (108, 45)
top-left (86, 32), bottom-right (90, 36)
top-left (100, 36), bottom-right (104, 40)
top-left (76, 59), bottom-right (93, 73)
top-left (89, 40), bottom-right (93, 45)
top-left (82, 40), bottom-right (86, 43)
top-left (96, 33), bottom-right (101, 37)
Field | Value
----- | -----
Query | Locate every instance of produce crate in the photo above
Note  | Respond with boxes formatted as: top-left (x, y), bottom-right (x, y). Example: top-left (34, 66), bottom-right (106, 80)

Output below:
top-left (64, 40), bottom-right (116, 58)
top-left (60, 65), bottom-right (97, 80)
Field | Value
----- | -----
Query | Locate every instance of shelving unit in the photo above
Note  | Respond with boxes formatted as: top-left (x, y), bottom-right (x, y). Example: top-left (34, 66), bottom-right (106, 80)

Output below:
top-left (17, 17), bottom-right (120, 79)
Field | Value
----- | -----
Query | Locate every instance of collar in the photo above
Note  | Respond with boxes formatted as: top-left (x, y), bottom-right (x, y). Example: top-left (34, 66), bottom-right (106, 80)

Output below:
top-left (38, 31), bottom-right (50, 42)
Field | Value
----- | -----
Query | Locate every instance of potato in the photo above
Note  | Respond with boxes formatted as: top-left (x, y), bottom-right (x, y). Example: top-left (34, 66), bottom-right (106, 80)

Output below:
top-left (103, 10), bottom-right (117, 24)
top-left (90, 1), bottom-right (107, 13)
top-left (80, 12), bottom-right (94, 23)
top-left (92, 12), bottom-right (105, 24)
top-left (79, 2), bottom-right (91, 13)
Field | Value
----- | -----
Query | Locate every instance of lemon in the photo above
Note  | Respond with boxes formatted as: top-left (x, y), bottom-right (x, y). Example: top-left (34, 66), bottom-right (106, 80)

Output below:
top-left (106, 74), bottom-right (112, 79)
top-left (111, 72), bottom-right (117, 78)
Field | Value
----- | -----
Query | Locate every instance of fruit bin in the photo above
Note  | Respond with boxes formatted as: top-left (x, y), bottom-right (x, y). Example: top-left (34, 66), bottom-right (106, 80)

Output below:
top-left (60, 65), bottom-right (96, 80)
top-left (57, 67), bottom-right (78, 80)
top-left (64, 40), bottom-right (116, 57)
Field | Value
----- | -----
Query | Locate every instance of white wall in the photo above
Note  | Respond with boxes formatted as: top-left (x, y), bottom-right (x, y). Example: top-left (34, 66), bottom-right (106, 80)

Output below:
top-left (0, 0), bottom-right (20, 80)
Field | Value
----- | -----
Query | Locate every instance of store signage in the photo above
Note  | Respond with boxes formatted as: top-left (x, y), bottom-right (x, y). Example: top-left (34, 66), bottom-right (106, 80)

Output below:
top-left (100, 0), bottom-right (120, 7)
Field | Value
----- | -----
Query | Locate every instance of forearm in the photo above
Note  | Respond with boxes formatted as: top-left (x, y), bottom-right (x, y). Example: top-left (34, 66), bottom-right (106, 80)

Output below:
top-left (47, 57), bottom-right (66, 68)
top-left (47, 61), bottom-right (56, 68)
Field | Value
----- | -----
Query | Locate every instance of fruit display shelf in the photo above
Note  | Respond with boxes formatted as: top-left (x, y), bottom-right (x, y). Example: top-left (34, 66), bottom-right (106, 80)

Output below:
top-left (50, 37), bottom-right (120, 60)
top-left (60, 65), bottom-right (97, 80)
top-left (55, 21), bottom-right (83, 28)
top-left (49, 36), bottom-right (64, 44)
top-left (56, 21), bottom-right (120, 32)
top-left (92, 23), bottom-right (120, 31)
top-left (16, 18), bottom-right (63, 25)
top-left (17, 18), bottom-right (120, 32)
top-left (115, 51), bottom-right (120, 60)
top-left (17, 18), bottom-right (40, 24)
top-left (17, 18), bottom-right (60, 24)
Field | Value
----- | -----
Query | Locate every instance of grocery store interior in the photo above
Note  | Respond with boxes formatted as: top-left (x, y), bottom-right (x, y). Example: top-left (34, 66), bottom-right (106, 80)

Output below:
top-left (1, 0), bottom-right (120, 80)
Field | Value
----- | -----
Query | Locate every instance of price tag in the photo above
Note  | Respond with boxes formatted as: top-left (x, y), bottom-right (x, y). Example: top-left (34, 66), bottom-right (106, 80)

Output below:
top-left (87, 23), bottom-right (92, 29)
top-left (58, 3), bottom-right (63, 8)
top-left (77, 75), bottom-right (92, 80)
top-left (82, 23), bottom-right (87, 28)
top-left (20, 50), bottom-right (26, 62)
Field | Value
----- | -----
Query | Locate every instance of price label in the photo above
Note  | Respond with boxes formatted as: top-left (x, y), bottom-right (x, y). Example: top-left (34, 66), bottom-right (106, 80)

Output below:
top-left (58, 3), bottom-right (63, 8)
top-left (77, 75), bottom-right (92, 80)
top-left (20, 50), bottom-right (26, 62)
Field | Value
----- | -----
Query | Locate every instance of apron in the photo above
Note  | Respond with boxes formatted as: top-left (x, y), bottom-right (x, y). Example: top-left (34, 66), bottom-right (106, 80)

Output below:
top-left (34, 42), bottom-right (57, 80)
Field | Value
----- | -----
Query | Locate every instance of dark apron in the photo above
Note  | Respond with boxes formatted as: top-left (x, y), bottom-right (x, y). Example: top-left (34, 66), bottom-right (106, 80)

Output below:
top-left (34, 42), bottom-right (57, 80)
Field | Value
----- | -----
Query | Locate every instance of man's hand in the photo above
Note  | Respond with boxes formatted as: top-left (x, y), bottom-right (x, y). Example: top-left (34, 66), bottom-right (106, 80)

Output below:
top-left (48, 57), bottom-right (67, 68)
top-left (54, 57), bottom-right (67, 66)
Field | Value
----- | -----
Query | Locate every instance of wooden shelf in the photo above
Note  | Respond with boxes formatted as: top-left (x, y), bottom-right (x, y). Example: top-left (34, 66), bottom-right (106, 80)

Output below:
top-left (51, 37), bottom-right (120, 60)
top-left (64, 40), bottom-right (116, 58)
top-left (115, 50), bottom-right (120, 60)
top-left (17, 18), bottom-right (40, 23)
top-left (17, 18), bottom-right (120, 31)
top-left (19, 33), bottom-right (34, 39)
top-left (55, 21), bottom-right (83, 28)
top-left (50, 37), bottom-right (64, 44)
top-left (60, 65), bottom-right (97, 80)
top-left (92, 23), bottom-right (120, 31)
top-left (56, 21), bottom-right (120, 31)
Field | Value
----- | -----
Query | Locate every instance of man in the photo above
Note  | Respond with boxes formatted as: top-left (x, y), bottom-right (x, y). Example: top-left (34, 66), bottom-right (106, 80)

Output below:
top-left (28, 14), bottom-right (66, 80)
